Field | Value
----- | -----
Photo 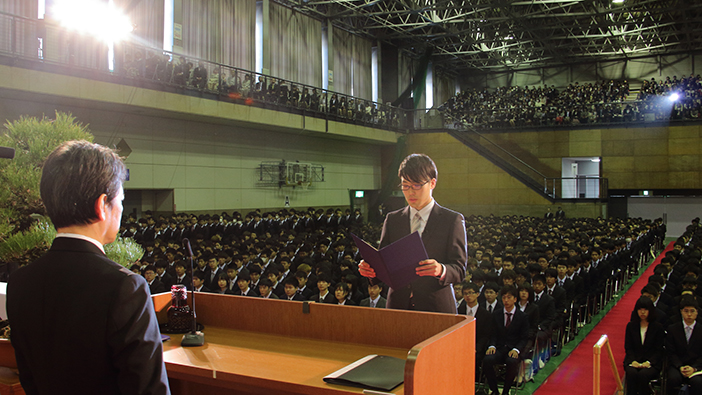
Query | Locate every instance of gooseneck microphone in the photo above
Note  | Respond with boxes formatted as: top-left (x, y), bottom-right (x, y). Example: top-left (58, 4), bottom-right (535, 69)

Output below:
top-left (181, 238), bottom-right (204, 347)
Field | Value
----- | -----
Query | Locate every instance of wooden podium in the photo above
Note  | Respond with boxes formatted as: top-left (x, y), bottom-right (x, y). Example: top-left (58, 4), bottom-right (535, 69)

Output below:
top-left (153, 292), bottom-right (475, 395)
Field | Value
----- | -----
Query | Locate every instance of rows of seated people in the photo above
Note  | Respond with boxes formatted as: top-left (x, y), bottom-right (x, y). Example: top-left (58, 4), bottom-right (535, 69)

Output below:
top-left (120, 50), bottom-right (405, 129)
top-left (439, 75), bottom-right (702, 130)
top-left (119, 207), bottom-right (663, 393)
top-left (623, 219), bottom-right (702, 395)
top-left (456, 214), bottom-right (665, 393)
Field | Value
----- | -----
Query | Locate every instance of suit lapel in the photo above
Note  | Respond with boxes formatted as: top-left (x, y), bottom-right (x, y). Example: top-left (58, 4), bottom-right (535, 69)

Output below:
top-left (420, 203), bottom-right (442, 246)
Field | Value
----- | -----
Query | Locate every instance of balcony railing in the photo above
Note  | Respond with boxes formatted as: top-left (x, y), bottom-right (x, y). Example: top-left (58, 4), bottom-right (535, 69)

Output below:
top-left (0, 12), bottom-right (410, 132)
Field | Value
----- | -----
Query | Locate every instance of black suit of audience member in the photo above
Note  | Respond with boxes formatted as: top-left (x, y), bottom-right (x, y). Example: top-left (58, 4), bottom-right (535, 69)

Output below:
top-left (624, 297), bottom-right (665, 395)
top-left (148, 278), bottom-right (166, 295)
top-left (624, 320), bottom-right (664, 395)
top-left (360, 296), bottom-right (387, 308)
top-left (457, 304), bottom-right (493, 368)
top-left (666, 320), bottom-right (702, 394)
top-left (483, 304), bottom-right (529, 395)
top-left (534, 292), bottom-right (557, 341)
top-left (158, 272), bottom-right (174, 291)
top-left (309, 292), bottom-right (335, 304)
top-left (191, 62), bottom-right (207, 89)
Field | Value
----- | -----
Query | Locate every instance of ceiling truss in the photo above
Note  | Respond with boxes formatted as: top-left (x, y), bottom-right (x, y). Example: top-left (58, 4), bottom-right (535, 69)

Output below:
top-left (277, 0), bottom-right (702, 75)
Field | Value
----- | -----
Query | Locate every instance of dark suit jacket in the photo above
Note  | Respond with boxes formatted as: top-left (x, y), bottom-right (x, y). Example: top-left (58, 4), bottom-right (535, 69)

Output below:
top-left (624, 321), bottom-right (664, 370)
top-left (284, 293), bottom-right (305, 301)
top-left (379, 203), bottom-right (467, 313)
top-left (457, 303), bottom-right (493, 355)
top-left (309, 292), bottom-right (335, 304)
top-left (148, 278), bottom-right (166, 295)
top-left (360, 296), bottom-right (387, 308)
top-left (534, 292), bottom-right (557, 332)
top-left (488, 307), bottom-right (530, 355)
top-left (7, 237), bottom-right (169, 395)
top-left (666, 321), bottom-right (702, 370)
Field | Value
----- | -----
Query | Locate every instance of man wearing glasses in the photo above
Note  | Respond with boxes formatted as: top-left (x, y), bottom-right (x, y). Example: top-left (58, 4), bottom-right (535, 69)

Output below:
top-left (359, 153), bottom-right (467, 313)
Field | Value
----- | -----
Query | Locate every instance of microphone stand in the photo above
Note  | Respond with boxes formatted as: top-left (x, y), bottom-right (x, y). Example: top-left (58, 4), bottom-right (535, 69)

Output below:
top-left (181, 238), bottom-right (204, 347)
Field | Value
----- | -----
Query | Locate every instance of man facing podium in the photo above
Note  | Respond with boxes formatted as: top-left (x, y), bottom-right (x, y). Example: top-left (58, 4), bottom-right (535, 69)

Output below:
top-left (7, 140), bottom-right (170, 395)
top-left (359, 153), bottom-right (467, 313)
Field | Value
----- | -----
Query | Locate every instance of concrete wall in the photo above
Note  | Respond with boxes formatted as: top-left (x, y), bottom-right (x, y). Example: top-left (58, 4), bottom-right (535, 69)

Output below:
top-left (0, 95), bottom-right (388, 215)
top-left (479, 125), bottom-right (702, 190)
top-left (404, 133), bottom-right (605, 218)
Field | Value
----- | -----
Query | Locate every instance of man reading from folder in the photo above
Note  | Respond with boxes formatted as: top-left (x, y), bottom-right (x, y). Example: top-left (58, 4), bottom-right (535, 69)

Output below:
top-left (358, 153), bottom-right (467, 313)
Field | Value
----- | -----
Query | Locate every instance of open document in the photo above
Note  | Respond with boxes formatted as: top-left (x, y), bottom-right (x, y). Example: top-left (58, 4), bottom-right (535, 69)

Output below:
top-left (351, 232), bottom-right (428, 289)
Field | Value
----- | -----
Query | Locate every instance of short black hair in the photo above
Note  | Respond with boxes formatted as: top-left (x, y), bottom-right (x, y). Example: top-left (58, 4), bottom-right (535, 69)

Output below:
top-left (501, 285), bottom-right (518, 299)
top-left (398, 153), bottom-right (438, 183)
top-left (41, 140), bottom-right (126, 229)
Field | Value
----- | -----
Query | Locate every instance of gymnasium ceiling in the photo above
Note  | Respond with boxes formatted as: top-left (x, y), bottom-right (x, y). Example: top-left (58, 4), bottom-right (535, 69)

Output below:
top-left (280, 0), bottom-right (702, 75)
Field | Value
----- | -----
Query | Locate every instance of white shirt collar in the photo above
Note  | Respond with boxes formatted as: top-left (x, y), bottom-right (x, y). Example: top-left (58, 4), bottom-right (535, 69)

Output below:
top-left (56, 233), bottom-right (105, 254)
top-left (409, 198), bottom-right (435, 223)
top-left (686, 321), bottom-right (696, 331)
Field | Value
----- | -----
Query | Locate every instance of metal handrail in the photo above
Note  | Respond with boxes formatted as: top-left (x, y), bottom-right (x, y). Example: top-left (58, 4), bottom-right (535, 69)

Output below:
top-left (0, 12), bottom-right (410, 132)
top-left (593, 335), bottom-right (624, 395)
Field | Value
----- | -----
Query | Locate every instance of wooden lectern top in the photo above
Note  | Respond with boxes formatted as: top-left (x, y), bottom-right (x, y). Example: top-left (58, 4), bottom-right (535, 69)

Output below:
top-left (152, 292), bottom-right (475, 395)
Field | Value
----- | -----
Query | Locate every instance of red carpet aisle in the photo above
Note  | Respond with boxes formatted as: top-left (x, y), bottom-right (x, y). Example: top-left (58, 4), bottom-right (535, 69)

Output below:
top-left (533, 242), bottom-right (673, 395)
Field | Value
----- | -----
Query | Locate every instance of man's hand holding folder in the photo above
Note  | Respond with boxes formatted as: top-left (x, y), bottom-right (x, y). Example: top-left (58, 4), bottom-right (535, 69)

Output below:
top-left (352, 232), bottom-right (431, 290)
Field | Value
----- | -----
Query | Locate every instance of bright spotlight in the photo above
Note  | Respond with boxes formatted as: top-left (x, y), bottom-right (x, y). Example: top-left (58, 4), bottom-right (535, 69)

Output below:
top-left (53, 0), bottom-right (133, 43)
top-left (669, 92), bottom-right (680, 102)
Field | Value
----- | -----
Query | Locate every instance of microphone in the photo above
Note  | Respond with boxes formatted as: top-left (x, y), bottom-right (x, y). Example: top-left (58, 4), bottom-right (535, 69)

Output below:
top-left (181, 238), bottom-right (204, 347)
top-left (0, 147), bottom-right (15, 159)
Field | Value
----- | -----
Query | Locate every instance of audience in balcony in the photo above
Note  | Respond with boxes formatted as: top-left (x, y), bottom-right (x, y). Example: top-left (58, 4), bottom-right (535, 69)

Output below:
top-left (439, 75), bottom-right (702, 129)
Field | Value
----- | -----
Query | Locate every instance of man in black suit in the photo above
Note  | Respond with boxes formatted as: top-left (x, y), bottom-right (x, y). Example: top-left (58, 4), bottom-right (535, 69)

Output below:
top-left (173, 260), bottom-right (192, 291)
top-left (360, 282), bottom-right (387, 308)
top-left (483, 285), bottom-right (529, 395)
top-left (458, 282), bottom-right (493, 370)
top-left (359, 154), bottom-right (467, 313)
top-left (144, 265), bottom-right (167, 294)
top-left (7, 140), bottom-right (169, 394)
top-left (666, 296), bottom-right (702, 395)
top-left (282, 278), bottom-right (305, 301)
top-left (308, 273), bottom-right (335, 304)
top-left (532, 275), bottom-right (557, 354)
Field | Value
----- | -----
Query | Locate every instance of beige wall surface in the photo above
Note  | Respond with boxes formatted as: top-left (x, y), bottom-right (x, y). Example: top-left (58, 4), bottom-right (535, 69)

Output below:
top-left (0, 97), bottom-right (386, 213)
top-left (479, 125), bottom-right (702, 190)
top-left (404, 133), bottom-right (605, 218)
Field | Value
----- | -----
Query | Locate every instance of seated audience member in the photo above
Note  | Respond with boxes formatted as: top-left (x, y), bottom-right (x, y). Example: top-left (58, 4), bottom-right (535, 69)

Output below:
top-left (666, 296), bottom-right (702, 395)
top-left (531, 275), bottom-right (557, 353)
top-left (212, 272), bottom-right (234, 295)
top-left (283, 278), bottom-right (305, 301)
top-left (454, 282), bottom-right (464, 310)
top-left (458, 282), bottom-right (492, 369)
top-left (173, 261), bottom-right (192, 290)
top-left (192, 270), bottom-right (210, 293)
top-left (155, 260), bottom-right (174, 291)
top-left (295, 270), bottom-right (314, 299)
top-left (309, 273), bottom-right (335, 304)
top-left (624, 297), bottom-right (664, 395)
top-left (258, 278), bottom-right (278, 299)
top-left (143, 265), bottom-right (166, 294)
top-left (481, 282), bottom-right (502, 314)
top-left (233, 270), bottom-right (259, 297)
top-left (360, 282), bottom-right (387, 308)
top-left (333, 282), bottom-right (354, 305)
top-left (517, 283), bottom-right (540, 358)
top-left (483, 285), bottom-right (530, 395)
top-left (343, 274), bottom-right (364, 305)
